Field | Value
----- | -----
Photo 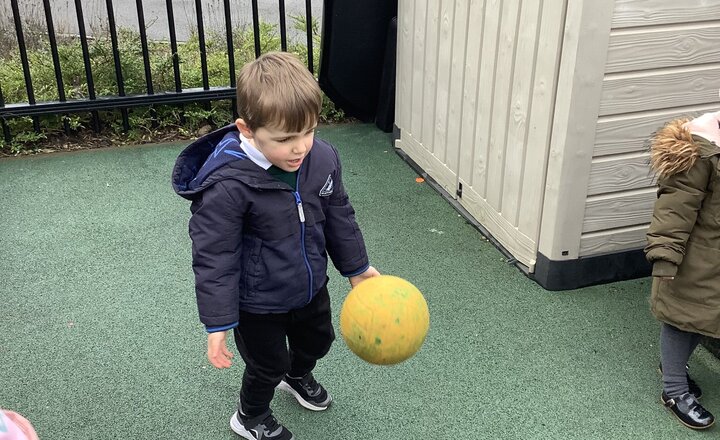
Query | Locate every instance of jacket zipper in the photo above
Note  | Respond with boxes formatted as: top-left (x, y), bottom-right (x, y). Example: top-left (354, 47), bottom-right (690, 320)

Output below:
top-left (293, 171), bottom-right (313, 304)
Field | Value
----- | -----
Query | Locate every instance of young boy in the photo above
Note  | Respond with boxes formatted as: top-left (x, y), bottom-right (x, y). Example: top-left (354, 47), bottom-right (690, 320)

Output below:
top-left (172, 52), bottom-right (379, 440)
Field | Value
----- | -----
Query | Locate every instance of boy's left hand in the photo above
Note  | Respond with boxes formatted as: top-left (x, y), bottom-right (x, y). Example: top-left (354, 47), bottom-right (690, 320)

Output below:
top-left (349, 266), bottom-right (381, 288)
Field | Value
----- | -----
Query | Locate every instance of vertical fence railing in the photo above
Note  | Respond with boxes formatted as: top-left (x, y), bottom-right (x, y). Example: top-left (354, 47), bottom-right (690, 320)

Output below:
top-left (222, 0), bottom-right (238, 119)
top-left (106, 0), bottom-right (131, 132)
top-left (279, 0), bottom-right (288, 52)
top-left (136, 0), bottom-right (154, 96)
top-left (195, 0), bottom-right (210, 91)
top-left (10, 0), bottom-right (40, 132)
top-left (0, 85), bottom-right (10, 142)
top-left (251, 0), bottom-right (261, 58)
top-left (304, 0), bottom-right (314, 73)
top-left (136, 0), bottom-right (158, 126)
top-left (74, 0), bottom-right (101, 132)
top-left (165, 0), bottom-right (182, 94)
top-left (42, 0), bottom-right (70, 134)
top-left (164, 0), bottom-right (185, 125)
top-left (194, 0), bottom-right (211, 112)
top-left (0, 0), bottom-right (319, 143)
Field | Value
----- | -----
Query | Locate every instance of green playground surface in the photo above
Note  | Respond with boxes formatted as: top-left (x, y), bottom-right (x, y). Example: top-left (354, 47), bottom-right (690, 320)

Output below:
top-left (2, 123), bottom-right (718, 439)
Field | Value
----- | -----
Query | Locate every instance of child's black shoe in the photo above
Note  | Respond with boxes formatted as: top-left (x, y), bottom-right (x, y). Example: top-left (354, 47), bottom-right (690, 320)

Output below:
top-left (230, 411), bottom-right (295, 440)
top-left (277, 372), bottom-right (332, 411)
top-left (657, 363), bottom-right (702, 398)
top-left (661, 392), bottom-right (715, 430)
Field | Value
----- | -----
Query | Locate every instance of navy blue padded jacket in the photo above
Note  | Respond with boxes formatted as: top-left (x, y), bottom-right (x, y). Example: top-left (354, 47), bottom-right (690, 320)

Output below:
top-left (172, 125), bottom-right (369, 330)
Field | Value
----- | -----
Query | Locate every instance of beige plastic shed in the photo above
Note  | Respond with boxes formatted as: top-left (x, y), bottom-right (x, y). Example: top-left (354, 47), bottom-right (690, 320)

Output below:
top-left (393, 0), bottom-right (720, 289)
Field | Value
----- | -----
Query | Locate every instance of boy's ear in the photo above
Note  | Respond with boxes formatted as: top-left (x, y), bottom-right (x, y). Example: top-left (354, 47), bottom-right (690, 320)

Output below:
top-left (235, 118), bottom-right (254, 139)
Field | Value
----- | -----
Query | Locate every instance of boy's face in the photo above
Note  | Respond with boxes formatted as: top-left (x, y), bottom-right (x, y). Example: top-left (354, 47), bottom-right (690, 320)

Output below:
top-left (236, 119), bottom-right (316, 172)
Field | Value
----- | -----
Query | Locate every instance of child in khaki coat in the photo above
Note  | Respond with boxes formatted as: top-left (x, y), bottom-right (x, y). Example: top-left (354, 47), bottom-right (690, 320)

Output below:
top-left (645, 110), bottom-right (720, 430)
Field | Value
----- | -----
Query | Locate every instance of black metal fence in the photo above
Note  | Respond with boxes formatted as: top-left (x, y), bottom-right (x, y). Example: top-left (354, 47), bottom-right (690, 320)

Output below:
top-left (0, 0), bottom-right (317, 143)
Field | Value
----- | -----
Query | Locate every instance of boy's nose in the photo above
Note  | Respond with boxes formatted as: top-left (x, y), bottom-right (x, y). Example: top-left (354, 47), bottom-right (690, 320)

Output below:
top-left (292, 141), bottom-right (308, 154)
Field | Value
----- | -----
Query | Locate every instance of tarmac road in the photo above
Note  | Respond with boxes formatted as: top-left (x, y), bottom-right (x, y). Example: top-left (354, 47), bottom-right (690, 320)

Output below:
top-left (3, 0), bottom-right (322, 42)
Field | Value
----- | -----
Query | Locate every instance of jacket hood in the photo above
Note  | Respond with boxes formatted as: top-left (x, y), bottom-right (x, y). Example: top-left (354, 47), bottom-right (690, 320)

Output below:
top-left (649, 118), bottom-right (697, 179)
top-left (171, 124), bottom-right (282, 199)
top-left (650, 115), bottom-right (720, 179)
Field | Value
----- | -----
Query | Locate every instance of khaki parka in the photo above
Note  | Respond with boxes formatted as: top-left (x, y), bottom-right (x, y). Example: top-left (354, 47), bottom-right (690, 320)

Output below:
top-left (645, 116), bottom-right (720, 338)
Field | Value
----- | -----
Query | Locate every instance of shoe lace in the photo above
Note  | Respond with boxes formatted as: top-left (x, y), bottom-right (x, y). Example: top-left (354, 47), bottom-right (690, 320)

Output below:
top-left (300, 374), bottom-right (319, 392)
top-left (260, 414), bottom-right (281, 434)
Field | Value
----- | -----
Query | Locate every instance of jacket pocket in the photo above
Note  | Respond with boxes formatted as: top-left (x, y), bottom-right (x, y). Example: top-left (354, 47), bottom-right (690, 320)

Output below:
top-left (242, 236), bottom-right (263, 298)
top-left (672, 240), bottom-right (720, 306)
top-left (250, 219), bottom-right (296, 240)
top-left (251, 231), bottom-right (308, 309)
top-left (713, 159), bottom-right (720, 222)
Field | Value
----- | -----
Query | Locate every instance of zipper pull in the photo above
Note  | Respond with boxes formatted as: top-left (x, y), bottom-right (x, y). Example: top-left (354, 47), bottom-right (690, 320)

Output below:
top-left (294, 192), bottom-right (305, 223)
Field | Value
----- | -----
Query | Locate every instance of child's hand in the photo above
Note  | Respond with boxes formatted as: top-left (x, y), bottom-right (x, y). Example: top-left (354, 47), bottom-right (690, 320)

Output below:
top-left (207, 330), bottom-right (234, 368)
top-left (349, 266), bottom-right (381, 288)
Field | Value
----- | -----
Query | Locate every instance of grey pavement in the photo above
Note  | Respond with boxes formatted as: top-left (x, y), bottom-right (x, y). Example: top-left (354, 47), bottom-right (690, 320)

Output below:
top-left (1, 0), bottom-right (323, 42)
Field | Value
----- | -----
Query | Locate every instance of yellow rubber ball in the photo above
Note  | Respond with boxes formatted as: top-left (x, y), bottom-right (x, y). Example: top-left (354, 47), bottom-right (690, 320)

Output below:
top-left (340, 275), bottom-right (430, 365)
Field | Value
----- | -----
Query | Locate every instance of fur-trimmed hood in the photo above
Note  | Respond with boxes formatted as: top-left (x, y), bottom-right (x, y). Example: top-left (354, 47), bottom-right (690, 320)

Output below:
top-left (650, 118), bottom-right (697, 179)
top-left (650, 113), bottom-right (720, 178)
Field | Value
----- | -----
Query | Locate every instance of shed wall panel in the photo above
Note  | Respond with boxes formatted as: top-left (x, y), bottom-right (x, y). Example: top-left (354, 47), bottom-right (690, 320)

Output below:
top-left (587, 153), bottom-right (654, 196)
top-left (582, 2), bottom-right (720, 257)
top-left (396, 0), bottom-right (572, 269)
top-left (410, 1), bottom-right (427, 144)
top-left (594, 104), bottom-right (718, 157)
top-left (606, 23), bottom-right (720, 73)
top-left (579, 225), bottom-right (649, 255)
top-left (583, 189), bottom-right (656, 234)
top-left (599, 66), bottom-right (720, 116)
top-left (612, 0), bottom-right (720, 28)
top-left (421, 1), bottom-right (441, 150)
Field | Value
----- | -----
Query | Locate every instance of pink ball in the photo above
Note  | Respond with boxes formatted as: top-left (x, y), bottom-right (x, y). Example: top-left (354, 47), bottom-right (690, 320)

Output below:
top-left (0, 410), bottom-right (39, 440)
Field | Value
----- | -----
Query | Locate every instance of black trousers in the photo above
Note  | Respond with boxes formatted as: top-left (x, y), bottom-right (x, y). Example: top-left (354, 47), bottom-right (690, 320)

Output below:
top-left (233, 284), bottom-right (335, 417)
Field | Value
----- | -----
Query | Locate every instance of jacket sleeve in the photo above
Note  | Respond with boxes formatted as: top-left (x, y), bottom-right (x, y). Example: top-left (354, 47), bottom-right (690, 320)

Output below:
top-left (188, 180), bottom-right (244, 330)
top-left (323, 147), bottom-right (369, 277)
top-left (645, 158), bottom-right (713, 277)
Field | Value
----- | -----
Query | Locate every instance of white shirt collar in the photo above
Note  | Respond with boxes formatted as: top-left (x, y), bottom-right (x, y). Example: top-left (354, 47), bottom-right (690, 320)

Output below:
top-left (238, 132), bottom-right (272, 170)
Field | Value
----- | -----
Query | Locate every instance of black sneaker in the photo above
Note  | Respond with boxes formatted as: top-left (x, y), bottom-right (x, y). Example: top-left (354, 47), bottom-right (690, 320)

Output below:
top-left (277, 373), bottom-right (332, 411)
top-left (657, 363), bottom-right (702, 399)
top-left (661, 392), bottom-right (715, 430)
top-left (230, 411), bottom-right (294, 440)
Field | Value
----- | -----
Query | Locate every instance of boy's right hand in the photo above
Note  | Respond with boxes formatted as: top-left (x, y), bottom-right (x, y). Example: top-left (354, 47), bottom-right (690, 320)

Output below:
top-left (207, 331), bottom-right (234, 368)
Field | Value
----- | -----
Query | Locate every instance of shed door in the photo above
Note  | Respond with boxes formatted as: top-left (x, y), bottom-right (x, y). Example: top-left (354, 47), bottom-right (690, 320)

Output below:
top-left (395, 0), bottom-right (567, 271)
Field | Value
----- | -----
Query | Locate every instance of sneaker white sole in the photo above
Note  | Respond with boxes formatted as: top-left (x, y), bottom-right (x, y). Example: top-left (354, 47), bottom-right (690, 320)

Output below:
top-left (230, 411), bottom-right (296, 440)
top-left (229, 412), bottom-right (257, 440)
top-left (276, 380), bottom-right (331, 411)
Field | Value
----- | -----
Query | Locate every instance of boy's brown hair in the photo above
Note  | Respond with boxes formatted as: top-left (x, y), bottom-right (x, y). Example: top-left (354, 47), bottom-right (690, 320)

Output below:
top-left (236, 51), bottom-right (322, 132)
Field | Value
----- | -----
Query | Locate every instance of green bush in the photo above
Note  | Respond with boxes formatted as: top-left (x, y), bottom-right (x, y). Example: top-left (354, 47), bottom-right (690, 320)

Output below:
top-left (0, 16), bottom-right (346, 154)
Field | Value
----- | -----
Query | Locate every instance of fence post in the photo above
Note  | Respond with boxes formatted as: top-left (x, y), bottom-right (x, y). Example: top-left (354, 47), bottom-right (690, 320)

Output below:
top-left (42, 0), bottom-right (70, 134)
top-left (105, 0), bottom-right (130, 132)
top-left (10, 0), bottom-right (40, 133)
top-left (0, 84), bottom-right (11, 143)
top-left (194, 0), bottom-right (211, 113)
top-left (304, 0), bottom-right (314, 73)
top-left (74, 0), bottom-right (101, 132)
